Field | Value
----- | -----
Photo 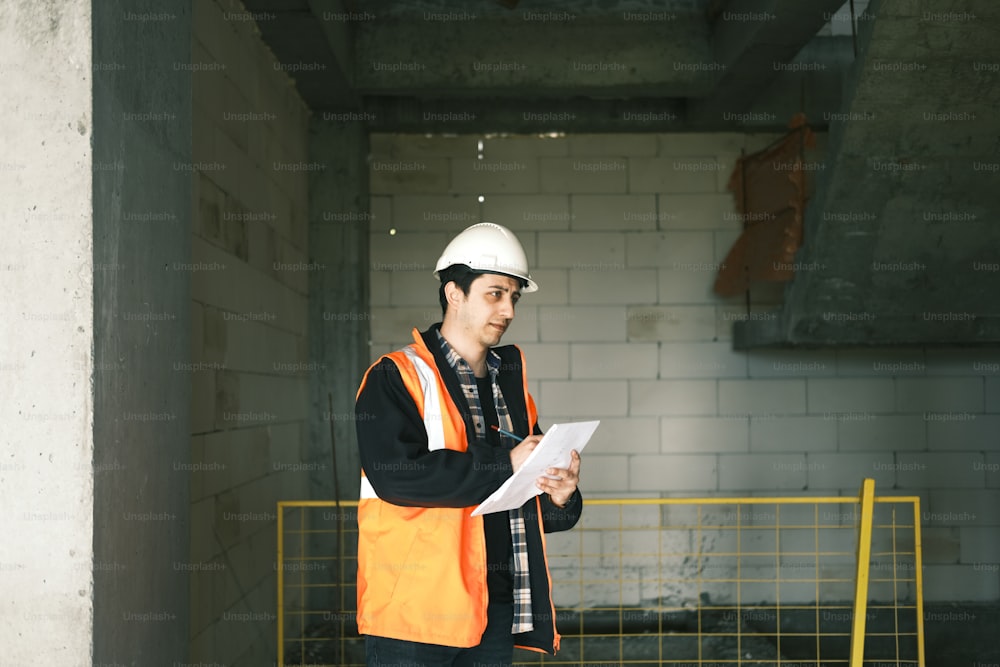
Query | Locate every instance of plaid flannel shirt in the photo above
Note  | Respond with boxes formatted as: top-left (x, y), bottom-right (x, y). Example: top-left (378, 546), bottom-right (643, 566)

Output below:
top-left (436, 330), bottom-right (534, 634)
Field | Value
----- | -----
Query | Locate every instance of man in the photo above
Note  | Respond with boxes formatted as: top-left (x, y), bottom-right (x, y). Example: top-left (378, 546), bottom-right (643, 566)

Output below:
top-left (354, 222), bottom-right (583, 666)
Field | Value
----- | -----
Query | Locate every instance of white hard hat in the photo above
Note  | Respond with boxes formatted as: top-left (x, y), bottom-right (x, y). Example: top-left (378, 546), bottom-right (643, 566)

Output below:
top-left (433, 222), bottom-right (538, 292)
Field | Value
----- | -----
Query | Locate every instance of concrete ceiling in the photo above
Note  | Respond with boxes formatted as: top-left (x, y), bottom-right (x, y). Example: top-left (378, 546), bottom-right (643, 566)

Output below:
top-left (242, 0), bottom-right (1000, 346)
top-left (243, 0), bottom-right (852, 132)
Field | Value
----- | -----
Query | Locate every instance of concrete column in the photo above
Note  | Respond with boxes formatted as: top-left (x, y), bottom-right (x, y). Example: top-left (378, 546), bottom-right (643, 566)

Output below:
top-left (0, 0), bottom-right (192, 663)
top-left (0, 1), bottom-right (98, 663)
top-left (306, 119), bottom-right (370, 614)
top-left (91, 0), bottom-right (192, 663)
top-left (308, 119), bottom-right (370, 504)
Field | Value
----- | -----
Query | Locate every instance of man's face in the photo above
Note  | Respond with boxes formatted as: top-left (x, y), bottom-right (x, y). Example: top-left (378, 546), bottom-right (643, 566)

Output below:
top-left (449, 273), bottom-right (522, 349)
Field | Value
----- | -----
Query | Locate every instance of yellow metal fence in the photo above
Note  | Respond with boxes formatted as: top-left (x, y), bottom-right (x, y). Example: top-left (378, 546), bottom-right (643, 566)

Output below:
top-left (277, 479), bottom-right (924, 666)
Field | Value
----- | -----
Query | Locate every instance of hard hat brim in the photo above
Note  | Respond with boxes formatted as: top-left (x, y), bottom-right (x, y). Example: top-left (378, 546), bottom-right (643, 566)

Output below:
top-left (434, 265), bottom-right (538, 293)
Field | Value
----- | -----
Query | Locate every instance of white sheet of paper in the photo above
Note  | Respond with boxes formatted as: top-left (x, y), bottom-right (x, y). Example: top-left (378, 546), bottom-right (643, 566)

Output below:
top-left (471, 420), bottom-right (600, 517)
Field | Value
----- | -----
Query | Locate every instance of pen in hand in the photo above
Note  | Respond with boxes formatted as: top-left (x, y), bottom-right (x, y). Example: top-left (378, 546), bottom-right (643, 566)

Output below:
top-left (490, 424), bottom-right (524, 442)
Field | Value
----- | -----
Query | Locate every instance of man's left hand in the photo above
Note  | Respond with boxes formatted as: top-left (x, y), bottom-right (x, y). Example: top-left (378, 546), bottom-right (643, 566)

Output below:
top-left (536, 449), bottom-right (581, 508)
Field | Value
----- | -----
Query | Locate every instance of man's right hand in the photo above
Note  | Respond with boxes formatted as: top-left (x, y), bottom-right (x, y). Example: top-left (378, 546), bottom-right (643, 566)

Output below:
top-left (509, 435), bottom-right (543, 472)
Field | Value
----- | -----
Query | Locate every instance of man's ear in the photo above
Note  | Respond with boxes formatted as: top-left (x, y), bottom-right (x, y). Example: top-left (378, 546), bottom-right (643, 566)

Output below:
top-left (443, 280), bottom-right (465, 310)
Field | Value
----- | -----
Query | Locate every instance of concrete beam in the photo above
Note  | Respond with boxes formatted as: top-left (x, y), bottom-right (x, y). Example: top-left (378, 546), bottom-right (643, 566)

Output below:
top-left (241, 0), bottom-right (359, 109)
top-left (736, 312), bottom-right (1000, 348)
top-left (362, 97), bottom-right (688, 133)
top-left (352, 15), bottom-right (716, 98)
top-left (683, 41), bottom-right (850, 130)
top-left (355, 77), bottom-right (844, 134)
top-left (690, 0), bottom-right (848, 115)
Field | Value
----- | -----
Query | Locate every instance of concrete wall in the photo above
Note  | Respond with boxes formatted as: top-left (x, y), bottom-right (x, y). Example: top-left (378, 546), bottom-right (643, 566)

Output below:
top-left (0, 1), bottom-right (98, 664)
top-left (368, 132), bottom-right (1000, 606)
top-left (189, 0), bottom-right (313, 663)
top-left (91, 0), bottom-right (194, 664)
top-left (307, 117), bottom-right (370, 523)
top-left (301, 118), bottom-right (371, 655)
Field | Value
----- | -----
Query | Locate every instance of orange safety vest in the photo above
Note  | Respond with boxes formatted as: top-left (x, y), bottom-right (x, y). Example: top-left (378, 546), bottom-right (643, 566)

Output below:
top-left (355, 328), bottom-right (557, 650)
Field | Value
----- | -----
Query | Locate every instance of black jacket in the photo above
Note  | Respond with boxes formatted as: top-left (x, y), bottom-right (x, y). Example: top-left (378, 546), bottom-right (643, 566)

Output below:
top-left (356, 324), bottom-right (582, 653)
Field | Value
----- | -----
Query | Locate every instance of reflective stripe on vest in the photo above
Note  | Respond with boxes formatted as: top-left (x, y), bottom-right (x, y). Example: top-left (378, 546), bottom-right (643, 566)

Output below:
top-left (400, 346), bottom-right (447, 453)
top-left (359, 475), bottom-right (377, 500)
top-left (358, 345), bottom-right (452, 500)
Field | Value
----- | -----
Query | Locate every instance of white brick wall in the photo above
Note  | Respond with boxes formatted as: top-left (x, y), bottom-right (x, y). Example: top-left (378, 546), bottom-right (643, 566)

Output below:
top-left (748, 349), bottom-right (838, 378)
top-left (540, 380), bottom-right (628, 416)
top-left (577, 455), bottom-right (629, 493)
top-left (370, 158), bottom-right (450, 194)
top-left (836, 415), bottom-right (926, 450)
top-left (570, 133), bottom-right (659, 157)
top-left (625, 230), bottom-right (714, 267)
top-left (656, 266), bottom-right (719, 304)
top-left (896, 453), bottom-right (985, 488)
top-left (986, 377), bottom-right (1000, 411)
top-left (661, 417), bottom-right (748, 453)
top-left (570, 194), bottom-right (658, 231)
top-left (927, 489), bottom-right (1000, 526)
top-left (959, 526), bottom-right (1000, 563)
top-left (750, 416), bottom-right (837, 452)
top-left (388, 195), bottom-right (479, 233)
top-left (658, 193), bottom-right (740, 231)
top-left (524, 269), bottom-right (569, 306)
top-left (659, 342), bottom-right (748, 379)
top-left (807, 378), bottom-right (895, 413)
top-left (497, 304), bottom-right (539, 344)
top-left (483, 195), bottom-right (570, 231)
top-left (923, 348), bottom-right (1000, 376)
top-left (630, 455), bottom-right (718, 492)
top-left (370, 230), bottom-right (450, 273)
top-left (987, 455), bottom-right (1000, 489)
top-left (570, 343), bottom-right (658, 379)
top-left (630, 380), bottom-right (716, 416)
top-left (806, 453), bottom-right (897, 491)
top-left (569, 269), bottom-right (657, 305)
top-left (538, 231), bottom-right (626, 267)
top-left (629, 157), bottom-right (719, 194)
top-left (580, 417), bottom-right (660, 455)
top-left (627, 305), bottom-right (716, 342)
top-left (923, 565), bottom-right (999, 602)
top-left (450, 157), bottom-right (540, 194)
top-left (718, 454), bottom-right (808, 491)
top-left (368, 130), bottom-right (1000, 606)
top-left (895, 377), bottom-right (985, 413)
top-left (540, 157), bottom-right (628, 193)
top-left (927, 415), bottom-right (1000, 450)
top-left (516, 342), bottom-right (569, 379)
top-left (538, 306), bottom-right (627, 342)
top-left (833, 348), bottom-right (928, 377)
top-left (719, 379), bottom-right (807, 416)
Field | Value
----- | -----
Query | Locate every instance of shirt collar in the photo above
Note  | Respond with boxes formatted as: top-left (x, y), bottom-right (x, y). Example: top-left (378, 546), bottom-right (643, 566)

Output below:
top-left (434, 328), bottom-right (500, 379)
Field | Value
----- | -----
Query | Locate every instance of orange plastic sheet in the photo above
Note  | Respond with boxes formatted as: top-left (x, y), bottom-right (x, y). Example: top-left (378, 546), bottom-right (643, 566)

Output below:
top-left (714, 114), bottom-right (816, 297)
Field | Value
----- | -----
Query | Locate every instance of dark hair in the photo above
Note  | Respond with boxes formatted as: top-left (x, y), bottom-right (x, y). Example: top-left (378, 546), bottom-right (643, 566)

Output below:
top-left (438, 265), bottom-right (528, 317)
top-left (438, 265), bottom-right (480, 317)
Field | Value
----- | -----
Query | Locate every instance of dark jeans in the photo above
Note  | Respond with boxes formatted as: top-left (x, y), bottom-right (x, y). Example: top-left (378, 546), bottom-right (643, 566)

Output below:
top-left (365, 603), bottom-right (515, 667)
